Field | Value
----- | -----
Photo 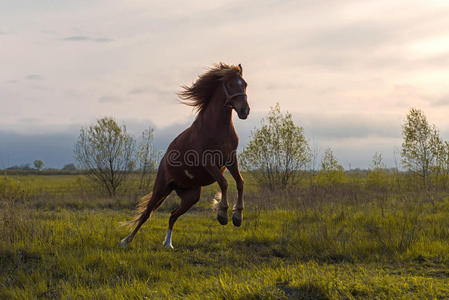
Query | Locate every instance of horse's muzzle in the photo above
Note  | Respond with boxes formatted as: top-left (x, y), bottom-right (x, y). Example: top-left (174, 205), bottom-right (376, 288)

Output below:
top-left (237, 107), bottom-right (250, 119)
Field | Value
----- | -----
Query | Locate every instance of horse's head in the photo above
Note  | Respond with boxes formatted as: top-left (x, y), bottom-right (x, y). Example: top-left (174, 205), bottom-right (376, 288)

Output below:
top-left (223, 64), bottom-right (250, 119)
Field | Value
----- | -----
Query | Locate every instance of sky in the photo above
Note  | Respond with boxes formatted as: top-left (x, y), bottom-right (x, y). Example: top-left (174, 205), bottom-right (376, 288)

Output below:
top-left (1, 0), bottom-right (449, 169)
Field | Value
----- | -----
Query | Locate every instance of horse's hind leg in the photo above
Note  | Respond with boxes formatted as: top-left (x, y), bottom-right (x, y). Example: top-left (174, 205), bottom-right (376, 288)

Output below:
top-left (120, 175), bottom-right (173, 246)
top-left (163, 186), bottom-right (201, 249)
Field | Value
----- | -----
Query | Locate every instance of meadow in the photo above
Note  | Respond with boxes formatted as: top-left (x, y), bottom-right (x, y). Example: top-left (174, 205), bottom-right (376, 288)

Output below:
top-left (1, 172), bottom-right (449, 299)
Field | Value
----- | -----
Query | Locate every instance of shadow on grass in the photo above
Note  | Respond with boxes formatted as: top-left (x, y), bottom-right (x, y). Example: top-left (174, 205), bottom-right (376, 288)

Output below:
top-left (235, 282), bottom-right (330, 300)
top-left (230, 238), bottom-right (354, 265)
top-left (276, 283), bottom-right (330, 300)
top-left (0, 248), bottom-right (42, 269)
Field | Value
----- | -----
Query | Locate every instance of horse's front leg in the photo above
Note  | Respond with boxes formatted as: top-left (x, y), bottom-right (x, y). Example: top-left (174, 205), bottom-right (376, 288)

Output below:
top-left (226, 154), bottom-right (244, 227)
top-left (205, 165), bottom-right (229, 225)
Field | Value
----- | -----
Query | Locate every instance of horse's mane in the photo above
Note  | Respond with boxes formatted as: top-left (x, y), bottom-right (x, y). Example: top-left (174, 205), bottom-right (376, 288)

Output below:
top-left (178, 63), bottom-right (242, 113)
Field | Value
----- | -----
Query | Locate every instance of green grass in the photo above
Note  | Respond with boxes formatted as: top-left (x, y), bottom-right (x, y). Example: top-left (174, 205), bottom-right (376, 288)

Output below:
top-left (1, 201), bottom-right (449, 299)
top-left (1, 173), bottom-right (449, 298)
top-left (0, 173), bottom-right (255, 211)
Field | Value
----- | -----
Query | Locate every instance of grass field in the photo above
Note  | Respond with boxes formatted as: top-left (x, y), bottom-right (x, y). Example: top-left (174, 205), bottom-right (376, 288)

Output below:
top-left (1, 174), bottom-right (449, 299)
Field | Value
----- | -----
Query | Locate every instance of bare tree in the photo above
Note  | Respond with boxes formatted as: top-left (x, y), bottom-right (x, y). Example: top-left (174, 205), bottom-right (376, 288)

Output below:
top-left (74, 117), bottom-right (136, 197)
top-left (240, 103), bottom-right (311, 190)
top-left (136, 127), bottom-right (159, 192)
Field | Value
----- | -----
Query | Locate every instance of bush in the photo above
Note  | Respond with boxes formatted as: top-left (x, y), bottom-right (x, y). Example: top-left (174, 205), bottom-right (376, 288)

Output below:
top-left (314, 148), bottom-right (346, 186)
top-left (240, 103), bottom-right (311, 190)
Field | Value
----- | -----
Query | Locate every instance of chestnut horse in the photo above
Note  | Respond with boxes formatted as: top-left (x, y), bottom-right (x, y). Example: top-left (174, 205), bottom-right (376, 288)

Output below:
top-left (121, 63), bottom-right (250, 248)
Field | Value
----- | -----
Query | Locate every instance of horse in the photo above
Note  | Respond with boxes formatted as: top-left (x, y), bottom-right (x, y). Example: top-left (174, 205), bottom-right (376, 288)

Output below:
top-left (120, 63), bottom-right (250, 249)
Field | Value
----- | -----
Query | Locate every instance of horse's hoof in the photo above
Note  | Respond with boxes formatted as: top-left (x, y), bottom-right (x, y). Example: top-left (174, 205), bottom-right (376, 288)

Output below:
top-left (232, 211), bottom-right (243, 227)
top-left (217, 210), bottom-right (228, 225)
top-left (120, 236), bottom-right (130, 246)
top-left (216, 205), bottom-right (228, 225)
top-left (232, 215), bottom-right (242, 227)
top-left (217, 214), bottom-right (228, 225)
top-left (163, 242), bottom-right (174, 249)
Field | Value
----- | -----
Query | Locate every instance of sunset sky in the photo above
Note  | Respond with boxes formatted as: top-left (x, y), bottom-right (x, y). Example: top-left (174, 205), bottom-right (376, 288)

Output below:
top-left (1, 0), bottom-right (449, 168)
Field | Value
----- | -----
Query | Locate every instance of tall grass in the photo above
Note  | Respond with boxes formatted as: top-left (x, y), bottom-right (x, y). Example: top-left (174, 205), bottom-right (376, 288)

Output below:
top-left (1, 171), bottom-right (449, 298)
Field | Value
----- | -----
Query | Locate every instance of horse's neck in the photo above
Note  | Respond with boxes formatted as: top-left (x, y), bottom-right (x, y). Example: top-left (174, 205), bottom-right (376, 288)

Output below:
top-left (197, 89), bottom-right (234, 132)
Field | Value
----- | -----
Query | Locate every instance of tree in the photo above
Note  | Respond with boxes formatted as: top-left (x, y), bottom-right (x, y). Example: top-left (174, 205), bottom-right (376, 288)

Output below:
top-left (320, 148), bottom-right (342, 172)
top-left (436, 141), bottom-right (449, 174)
top-left (370, 152), bottom-right (386, 170)
top-left (367, 152), bottom-right (389, 189)
top-left (74, 117), bottom-right (136, 197)
top-left (401, 108), bottom-right (441, 185)
top-left (33, 160), bottom-right (44, 170)
top-left (7, 163), bottom-right (32, 170)
top-left (240, 103), bottom-right (311, 190)
top-left (367, 152), bottom-right (390, 216)
top-left (62, 163), bottom-right (76, 171)
top-left (136, 127), bottom-right (159, 192)
top-left (315, 148), bottom-right (345, 185)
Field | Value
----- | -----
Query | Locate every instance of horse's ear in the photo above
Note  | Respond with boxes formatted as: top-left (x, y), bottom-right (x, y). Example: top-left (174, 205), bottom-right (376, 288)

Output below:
top-left (237, 64), bottom-right (243, 75)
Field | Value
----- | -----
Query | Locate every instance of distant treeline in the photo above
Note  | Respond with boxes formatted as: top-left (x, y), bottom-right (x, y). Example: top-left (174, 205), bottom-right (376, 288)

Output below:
top-left (1, 168), bottom-right (82, 176)
top-left (4, 162), bottom-right (77, 172)
top-left (0, 168), bottom-right (156, 176)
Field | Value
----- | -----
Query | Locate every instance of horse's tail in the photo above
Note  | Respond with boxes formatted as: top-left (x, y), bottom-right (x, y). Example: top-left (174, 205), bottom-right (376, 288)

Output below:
top-left (122, 192), bottom-right (154, 228)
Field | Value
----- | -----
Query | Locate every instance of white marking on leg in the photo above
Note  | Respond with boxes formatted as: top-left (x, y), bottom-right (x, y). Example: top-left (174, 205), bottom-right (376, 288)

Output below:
top-left (184, 169), bottom-right (194, 179)
top-left (120, 235), bottom-right (131, 246)
top-left (163, 229), bottom-right (174, 249)
top-left (212, 192), bottom-right (222, 209)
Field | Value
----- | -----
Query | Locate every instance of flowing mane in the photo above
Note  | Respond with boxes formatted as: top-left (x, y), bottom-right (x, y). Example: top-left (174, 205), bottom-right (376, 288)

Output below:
top-left (178, 63), bottom-right (242, 112)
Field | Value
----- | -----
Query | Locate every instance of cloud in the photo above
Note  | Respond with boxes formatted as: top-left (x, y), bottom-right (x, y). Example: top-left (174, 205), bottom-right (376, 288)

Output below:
top-left (20, 118), bottom-right (41, 124)
top-left (235, 111), bottom-right (401, 142)
top-left (41, 29), bottom-right (57, 35)
top-left (0, 121), bottom-right (193, 169)
top-left (284, 6), bottom-right (449, 71)
top-left (26, 74), bottom-right (43, 80)
top-left (128, 83), bottom-right (175, 101)
top-left (2, 0), bottom-right (449, 169)
top-left (63, 35), bottom-right (89, 41)
top-left (303, 22), bottom-right (395, 51)
top-left (300, 113), bottom-right (402, 140)
top-left (93, 37), bottom-right (114, 42)
top-left (98, 96), bottom-right (122, 103)
top-left (430, 95), bottom-right (449, 107)
top-left (63, 35), bottom-right (114, 43)
top-left (0, 130), bottom-right (77, 169)
top-left (129, 88), bottom-right (148, 95)
top-left (0, 112), bottom-right (403, 169)
top-left (416, 53), bottom-right (449, 69)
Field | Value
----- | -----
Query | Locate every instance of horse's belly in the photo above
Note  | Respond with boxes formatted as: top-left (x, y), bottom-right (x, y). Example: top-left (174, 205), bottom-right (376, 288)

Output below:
top-left (168, 165), bottom-right (223, 188)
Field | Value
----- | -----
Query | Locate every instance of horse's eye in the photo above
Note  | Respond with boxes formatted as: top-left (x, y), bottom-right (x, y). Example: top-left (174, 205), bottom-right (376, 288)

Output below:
top-left (237, 79), bottom-right (243, 87)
